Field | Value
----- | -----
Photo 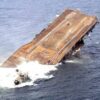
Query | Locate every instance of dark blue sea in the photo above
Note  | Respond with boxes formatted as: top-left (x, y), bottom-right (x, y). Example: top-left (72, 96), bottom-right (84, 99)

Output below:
top-left (0, 0), bottom-right (100, 100)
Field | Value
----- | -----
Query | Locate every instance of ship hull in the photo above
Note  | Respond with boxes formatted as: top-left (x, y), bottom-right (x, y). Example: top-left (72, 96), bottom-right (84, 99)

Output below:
top-left (1, 9), bottom-right (97, 67)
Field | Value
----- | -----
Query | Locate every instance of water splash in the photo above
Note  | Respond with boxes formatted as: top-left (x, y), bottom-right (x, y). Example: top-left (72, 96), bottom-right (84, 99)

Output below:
top-left (0, 56), bottom-right (84, 88)
top-left (0, 61), bottom-right (58, 88)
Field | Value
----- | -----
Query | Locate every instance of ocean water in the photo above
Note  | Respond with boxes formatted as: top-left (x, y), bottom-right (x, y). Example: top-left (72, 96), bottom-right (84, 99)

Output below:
top-left (0, 0), bottom-right (100, 100)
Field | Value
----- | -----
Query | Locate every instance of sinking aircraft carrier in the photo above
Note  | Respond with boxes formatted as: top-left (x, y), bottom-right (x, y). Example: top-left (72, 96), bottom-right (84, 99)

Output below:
top-left (1, 9), bottom-right (97, 67)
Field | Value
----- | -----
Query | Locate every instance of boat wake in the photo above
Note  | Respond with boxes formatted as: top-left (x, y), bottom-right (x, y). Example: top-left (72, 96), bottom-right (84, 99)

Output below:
top-left (0, 61), bottom-right (58, 88)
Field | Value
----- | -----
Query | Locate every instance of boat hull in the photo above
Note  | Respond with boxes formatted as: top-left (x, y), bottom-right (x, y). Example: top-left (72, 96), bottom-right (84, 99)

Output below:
top-left (1, 9), bottom-right (97, 67)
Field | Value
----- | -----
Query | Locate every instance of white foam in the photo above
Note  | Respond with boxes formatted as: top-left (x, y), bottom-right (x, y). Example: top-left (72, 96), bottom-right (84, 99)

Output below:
top-left (0, 67), bottom-right (17, 88)
top-left (96, 41), bottom-right (99, 44)
top-left (65, 58), bottom-right (83, 64)
top-left (56, 14), bottom-right (59, 17)
top-left (0, 61), bottom-right (58, 88)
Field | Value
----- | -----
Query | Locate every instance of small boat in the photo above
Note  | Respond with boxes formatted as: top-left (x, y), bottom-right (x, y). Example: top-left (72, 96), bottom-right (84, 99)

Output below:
top-left (1, 9), bottom-right (97, 67)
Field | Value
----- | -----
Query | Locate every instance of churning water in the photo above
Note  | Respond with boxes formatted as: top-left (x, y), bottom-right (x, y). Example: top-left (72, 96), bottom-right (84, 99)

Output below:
top-left (0, 58), bottom-right (83, 88)
top-left (0, 61), bottom-right (58, 88)
top-left (0, 0), bottom-right (100, 100)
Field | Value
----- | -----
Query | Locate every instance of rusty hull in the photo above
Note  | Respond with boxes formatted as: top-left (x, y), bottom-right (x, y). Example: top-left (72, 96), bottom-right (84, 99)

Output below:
top-left (1, 9), bottom-right (97, 67)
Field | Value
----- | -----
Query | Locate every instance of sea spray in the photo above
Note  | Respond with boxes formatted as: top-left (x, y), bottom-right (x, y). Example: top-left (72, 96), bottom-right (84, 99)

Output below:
top-left (0, 61), bottom-right (58, 88)
top-left (0, 57), bottom-right (84, 88)
top-left (0, 67), bottom-right (17, 88)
